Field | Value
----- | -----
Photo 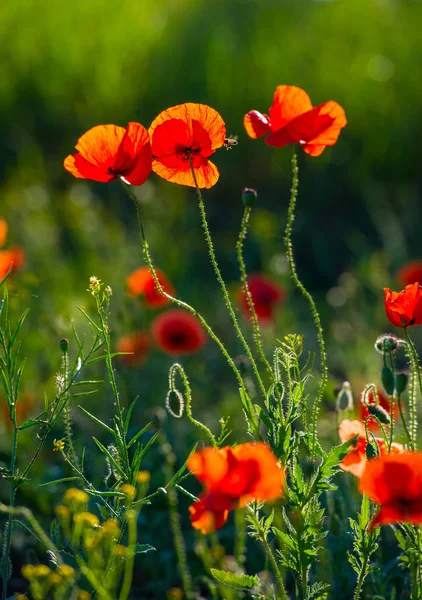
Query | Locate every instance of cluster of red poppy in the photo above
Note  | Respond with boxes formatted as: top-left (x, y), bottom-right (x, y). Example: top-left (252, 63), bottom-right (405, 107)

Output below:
top-left (238, 273), bottom-right (286, 323)
top-left (64, 85), bottom-right (348, 192)
top-left (0, 218), bottom-right (25, 279)
top-left (117, 267), bottom-right (207, 364)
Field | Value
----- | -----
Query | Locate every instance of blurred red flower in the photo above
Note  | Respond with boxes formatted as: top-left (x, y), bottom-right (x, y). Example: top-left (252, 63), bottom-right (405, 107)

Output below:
top-left (188, 443), bottom-right (284, 534)
top-left (359, 452), bottom-right (422, 530)
top-left (244, 85), bottom-right (347, 156)
top-left (149, 103), bottom-right (226, 189)
top-left (151, 309), bottom-right (206, 355)
top-left (359, 388), bottom-right (397, 431)
top-left (116, 332), bottom-right (150, 366)
top-left (239, 274), bottom-right (285, 322)
top-left (384, 283), bottom-right (422, 327)
top-left (0, 219), bottom-right (8, 247)
top-left (397, 260), bottom-right (422, 287)
top-left (64, 122), bottom-right (152, 185)
top-left (2, 394), bottom-right (35, 429)
top-left (0, 246), bottom-right (25, 279)
top-left (126, 267), bottom-right (174, 308)
top-left (338, 419), bottom-right (403, 478)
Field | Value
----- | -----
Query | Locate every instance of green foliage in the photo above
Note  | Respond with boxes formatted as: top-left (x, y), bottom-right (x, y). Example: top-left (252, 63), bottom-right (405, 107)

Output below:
top-left (210, 568), bottom-right (259, 590)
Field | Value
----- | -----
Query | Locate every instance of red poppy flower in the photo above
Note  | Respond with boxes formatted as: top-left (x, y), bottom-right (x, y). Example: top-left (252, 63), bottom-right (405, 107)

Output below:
top-left (359, 388), bottom-right (397, 431)
top-left (64, 122), bottom-right (152, 185)
top-left (0, 246), bottom-right (25, 278)
top-left (0, 219), bottom-right (8, 248)
top-left (359, 452), bottom-right (422, 530)
top-left (239, 274), bottom-right (286, 322)
top-left (384, 283), bottom-right (422, 327)
top-left (149, 103), bottom-right (226, 189)
top-left (126, 267), bottom-right (174, 308)
top-left (338, 419), bottom-right (403, 478)
top-left (2, 393), bottom-right (35, 429)
top-left (188, 443), bottom-right (284, 534)
top-left (151, 309), bottom-right (206, 355)
top-left (116, 332), bottom-right (150, 366)
top-left (244, 85), bottom-right (347, 156)
top-left (397, 260), bottom-right (422, 287)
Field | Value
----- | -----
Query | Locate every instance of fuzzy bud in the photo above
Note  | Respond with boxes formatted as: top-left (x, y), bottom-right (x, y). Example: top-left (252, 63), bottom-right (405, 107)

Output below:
top-left (336, 381), bottom-right (354, 412)
top-left (60, 338), bottom-right (69, 353)
top-left (374, 334), bottom-right (399, 355)
top-left (395, 373), bottom-right (408, 394)
top-left (367, 404), bottom-right (391, 425)
top-left (381, 365), bottom-right (395, 396)
top-left (241, 188), bottom-right (257, 208)
top-left (366, 442), bottom-right (378, 459)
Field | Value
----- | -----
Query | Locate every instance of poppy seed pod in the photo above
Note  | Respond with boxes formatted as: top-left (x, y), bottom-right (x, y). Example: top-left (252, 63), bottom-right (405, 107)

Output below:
top-left (60, 338), bottom-right (69, 353)
top-left (395, 373), bottom-right (408, 394)
top-left (367, 404), bottom-right (391, 425)
top-left (241, 188), bottom-right (257, 207)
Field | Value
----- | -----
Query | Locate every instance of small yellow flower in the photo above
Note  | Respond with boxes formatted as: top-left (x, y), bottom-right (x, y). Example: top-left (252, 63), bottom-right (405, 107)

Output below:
top-left (120, 483), bottom-right (137, 500)
top-left (53, 438), bottom-right (65, 452)
top-left (57, 565), bottom-right (75, 579)
top-left (63, 488), bottom-right (89, 507)
top-left (167, 588), bottom-right (184, 600)
top-left (88, 276), bottom-right (101, 293)
top-left (113, 544), bottom-right (127, 558)
top-left (48, 572), bottom-right (62, 586)
top-left (21, 565), bottom-right (35, 580)
top-left (77, 591), bottom-right (92, 600)
top-left (102, 519), bottom-right (120, 537)
top-left (136, 470), bottom-right (151, 484)
top-left (16, 595), bottom-right (29, 600)
top-left (73, 512), bottom-right (100, 528)
top-left (33, 564), bottom-right (51, 578)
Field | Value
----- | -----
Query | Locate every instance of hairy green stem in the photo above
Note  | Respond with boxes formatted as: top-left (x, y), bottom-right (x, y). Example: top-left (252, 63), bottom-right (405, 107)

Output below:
top-left (284, 151), bottom-right (328, 455)
top-left (353, 552), bottom-right (369, 600)
top-left (122, 183), bottom-right (259, 436)
top-left (404, 329), bottom-right (420, 449)
top-left (187, 154), bottom-right (267, 399)
top-left (119, 509), bottom-right (138, 600)
top-left (236, 205), bottom-right (274, 378)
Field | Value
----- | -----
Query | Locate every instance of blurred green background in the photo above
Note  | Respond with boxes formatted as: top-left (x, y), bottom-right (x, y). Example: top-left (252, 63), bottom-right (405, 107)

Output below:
top-left (1, 0), bottom-right (421, 597)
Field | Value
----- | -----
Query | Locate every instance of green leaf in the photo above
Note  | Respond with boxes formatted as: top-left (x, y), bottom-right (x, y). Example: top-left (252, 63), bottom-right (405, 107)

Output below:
top-left (78, 405), bottom-right (113, 434)
top-left (39, 477), bottom-right (80, 487)
top-left (210, 568), bottom-right (259, 589)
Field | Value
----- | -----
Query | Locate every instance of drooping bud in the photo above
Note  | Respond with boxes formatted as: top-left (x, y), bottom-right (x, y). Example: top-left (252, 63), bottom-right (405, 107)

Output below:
top-left (374, 334), bottom-right (400, 355)
top-left (395, 373), bottom-right (408, 394)
top-left (60, 338), bottom-right (69, 353)
top-left (336, 381), bottom-right (354, 412)
top-left (241, 188), bottom-right (257, 208)
top-left (166, 389), bottom-right (184, 418)
top-left (367, 404), bottom-right (391, 425)
top-left (381, 365), bottom-right (395, 396)
top-left (366, 442), bottom-right (378, 459)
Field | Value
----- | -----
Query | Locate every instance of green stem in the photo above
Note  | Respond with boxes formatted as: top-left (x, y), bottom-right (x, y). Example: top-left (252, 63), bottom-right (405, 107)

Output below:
top-left (284, 150), bottom-right (328, 455)
top-left (397, 393), bottom-right (413, 449)
top-left (63, 350), bottom-right (78, 467)
top-left (169, 363), bottom-right (217, 446)
top-left (122, 183), bottom-right (259, 436)
top-left (404, 329), bottom-right (420, 449)
top-left (187, 154), bottom-right (267, 399)
top-left (353, 553), bottom-right (369, 600)
top-left (118, 509), bottom-right (138, 600)
top-left (251, 514), bottom-right (288, 600)
top-left (236, 205), bottom-right (274, 378)
top-left (162, 436), bottom-right (194, 600)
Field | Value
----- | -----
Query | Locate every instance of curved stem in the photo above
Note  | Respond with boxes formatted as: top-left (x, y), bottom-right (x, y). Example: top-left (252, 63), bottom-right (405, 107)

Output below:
top-left (236, 205), bottom-right (274, 378)
top-left (187, 154), bottom-right (267, 399)
top-left (284, 150), bottom-right (327, 455)
top-left (169, 363), bottom-right (217, 446)
top-left (122, 183), bottom-right (259, 436)
top-left (397, 393), bottom-right (413, 449)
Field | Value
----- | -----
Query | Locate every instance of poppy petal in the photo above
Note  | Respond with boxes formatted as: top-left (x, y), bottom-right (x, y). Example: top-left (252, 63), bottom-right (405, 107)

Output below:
top-left (0, 219), bottom-right (8, 248)
top-left (266, 101), bottom-right (346, 151)
top-left (188, 447), bottom-right (229, 488)
top-left (75, 124), bottom-right (126, 171)
top-left (114, 122), bottom-right (152, 185)
top-left (269, 85), bottom-right (313, 131)
top-left (231, 443), bottom-right (284, 504)
top-left (189, 496), bottom-right (230, 534)
top-left (152, 157), bottom-right (219, 189)
top-left (244, 111), bottom-right (271, 139)
top-left (63, 153), bottom-right (116, 183)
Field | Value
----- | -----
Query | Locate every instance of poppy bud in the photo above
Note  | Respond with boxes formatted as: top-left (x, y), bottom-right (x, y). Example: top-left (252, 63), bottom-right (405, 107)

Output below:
top-left (374, 334), bottom-right (399, 355)
top-left (336, 381), bottom-right (354, 412)
top-left (395, 373), bottom-right (408, 395)
top-left (241, 188), bottom-right (257, 207)
top-left (381, 365), bottom-right (395, 396)
top-left (366, 442), bottom-right (378, 459)
top-left (367, 404), bottom-right (391, 425)
top-left (60, 338), bottom-right (69, 353)
top-left (235, 355), bottom-right (251, 376)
